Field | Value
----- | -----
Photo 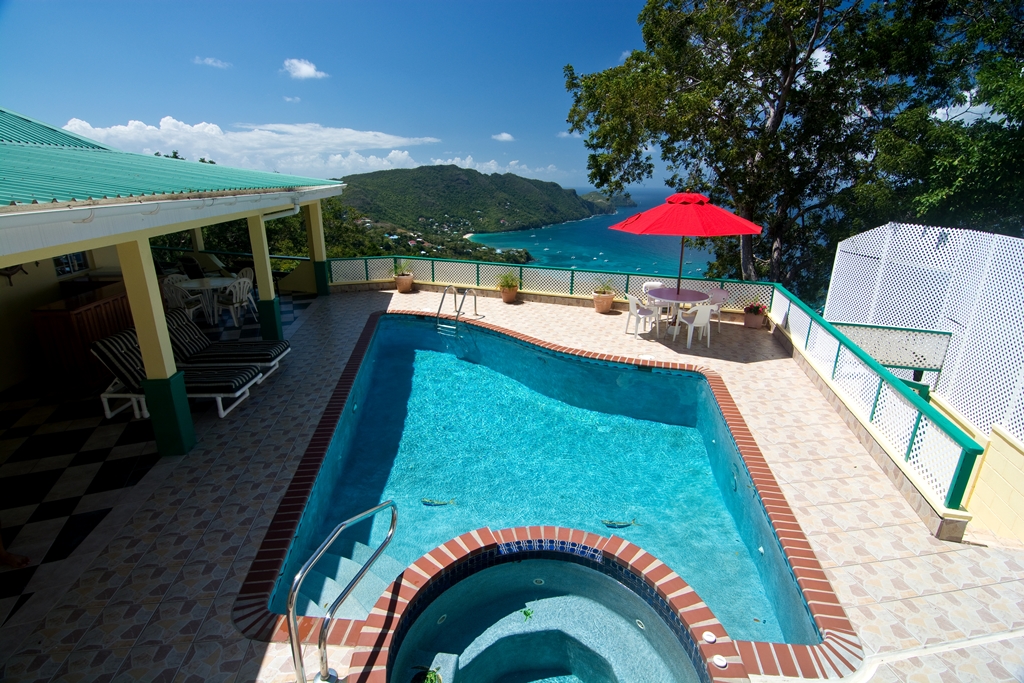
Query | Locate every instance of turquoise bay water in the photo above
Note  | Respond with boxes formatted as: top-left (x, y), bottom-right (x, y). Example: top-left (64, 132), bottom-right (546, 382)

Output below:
top-left (470, 188), bottom-right (713, 276)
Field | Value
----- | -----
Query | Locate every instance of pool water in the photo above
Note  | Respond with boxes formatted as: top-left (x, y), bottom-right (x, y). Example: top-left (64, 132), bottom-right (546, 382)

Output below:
top-left (272, 316), bottom-right (818, 645)
top-left (393, 559), bottom-right (703, 683)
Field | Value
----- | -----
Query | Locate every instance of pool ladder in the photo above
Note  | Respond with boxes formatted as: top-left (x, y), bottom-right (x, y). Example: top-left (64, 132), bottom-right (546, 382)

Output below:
top-left (287, 500), bottom-right (398, 683)
top-left (436, 284), bottom-right (479, 337)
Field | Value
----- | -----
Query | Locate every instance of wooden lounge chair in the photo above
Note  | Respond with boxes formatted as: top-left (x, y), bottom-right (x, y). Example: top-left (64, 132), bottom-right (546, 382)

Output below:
top-left (91, 329), bottom-right (263, 419)
top-left (164, 309), bottom-right (291, 381)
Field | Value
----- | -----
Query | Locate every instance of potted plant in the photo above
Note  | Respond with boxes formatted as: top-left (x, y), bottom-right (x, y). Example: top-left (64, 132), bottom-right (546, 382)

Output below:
top-left (496, 272), bottom-right (519, 303)
top-left (744, 302), bottom-right (768, 328)
top-left (411, 665), bottom-right (442, 683)
top-left (592, 278), bottom-right (615, 314)
top-left (394, 260), bottom-right (414, 293)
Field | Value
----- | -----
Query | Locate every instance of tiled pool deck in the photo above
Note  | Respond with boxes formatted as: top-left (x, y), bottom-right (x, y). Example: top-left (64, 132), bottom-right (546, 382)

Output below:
top-left (2, 289), bottom-right (1023, 681)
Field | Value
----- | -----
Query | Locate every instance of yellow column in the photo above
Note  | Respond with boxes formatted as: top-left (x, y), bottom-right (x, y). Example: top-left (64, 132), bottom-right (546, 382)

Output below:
top-left (302, 202), bottom-right (330, 296)
top-left (117, 239), bottom-right (176, 379)
top-left (247, 213), bottom-right (284, 340)
top-left (190, 227), bottom-right (205, 252)
top-left (116, 238), bottom-right (195, 455)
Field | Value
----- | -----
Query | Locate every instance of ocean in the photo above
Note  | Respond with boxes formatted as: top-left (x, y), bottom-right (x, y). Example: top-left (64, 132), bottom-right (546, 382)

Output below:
top-left (469, 188), bottom-right (713, 277)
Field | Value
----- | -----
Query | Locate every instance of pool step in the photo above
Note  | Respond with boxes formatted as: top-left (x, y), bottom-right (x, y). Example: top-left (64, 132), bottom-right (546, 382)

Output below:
top-left (296, 564), bottom-right (378, 619)
top-left (349, 541), bottom-right (406, 583)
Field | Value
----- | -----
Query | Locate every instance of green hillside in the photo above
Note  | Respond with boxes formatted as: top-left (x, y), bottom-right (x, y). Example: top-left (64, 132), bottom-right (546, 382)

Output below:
top-left (338, 165), bottom-right (616, 236)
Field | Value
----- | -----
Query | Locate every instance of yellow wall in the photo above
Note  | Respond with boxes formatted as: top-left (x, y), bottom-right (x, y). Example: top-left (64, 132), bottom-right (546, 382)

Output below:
top-left (964, 425), bottom-right (1024, 542)
top-left (0, 258), bottom-right (64, 390)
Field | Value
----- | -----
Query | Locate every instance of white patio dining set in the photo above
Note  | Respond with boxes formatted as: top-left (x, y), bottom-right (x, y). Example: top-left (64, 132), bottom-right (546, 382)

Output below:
top-left (160, 256), bottom-right (259, 327)
top-left (625, 282), bottom-right (729, 348)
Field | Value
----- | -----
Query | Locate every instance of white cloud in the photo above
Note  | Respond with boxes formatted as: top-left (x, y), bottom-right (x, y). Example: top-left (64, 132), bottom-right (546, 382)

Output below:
top-left (430, 155), bottom-right (556, 176)
top-left (283, 96), bottom-right (301, 103)
top-left (63, 116), bottom-right (438, 178)
top-left (491, 132), bottom-right (515, 142)
top-left (934, 90), bottom-right (996, 123)
top-left (283, 58), bottom-right (328, 79)
top-left (557, 131), bottom-right (581, 139)
top-left (194, 56), bottom-right (231, 69)
top-left (809, 48), bottom-right (831, 73)
top-left (619, 50), bottom-right (630, 63)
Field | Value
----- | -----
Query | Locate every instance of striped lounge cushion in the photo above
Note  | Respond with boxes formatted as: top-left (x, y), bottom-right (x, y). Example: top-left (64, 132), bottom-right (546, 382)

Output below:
top-left (183, 340), bottom-right (290, 365)
top-left (90, 329), bottom-right (146, 392)
top-left (181, 366), bottom-right (261, 394)
top-left (165, 309), bottom-right (212, 360)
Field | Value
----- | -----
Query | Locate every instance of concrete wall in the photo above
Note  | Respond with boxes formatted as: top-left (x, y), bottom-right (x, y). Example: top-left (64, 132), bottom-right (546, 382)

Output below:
top-left (0, 258), bottom-right (64, 391)
top-left (965, 426), bottom-right (1024, 542)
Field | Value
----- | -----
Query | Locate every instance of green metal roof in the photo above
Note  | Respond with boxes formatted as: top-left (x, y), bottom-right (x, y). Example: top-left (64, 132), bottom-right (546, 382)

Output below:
top-left (0, 107), bottom-right (341, 206)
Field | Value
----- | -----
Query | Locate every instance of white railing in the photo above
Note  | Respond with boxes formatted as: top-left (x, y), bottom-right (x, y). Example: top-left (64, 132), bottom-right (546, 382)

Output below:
top-left (770, 285), bottom-right (981, 509)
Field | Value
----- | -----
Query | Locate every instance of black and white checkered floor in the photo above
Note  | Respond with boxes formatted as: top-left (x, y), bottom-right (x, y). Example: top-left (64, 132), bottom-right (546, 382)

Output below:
top-left (0, 293), bottom-right (315, 626)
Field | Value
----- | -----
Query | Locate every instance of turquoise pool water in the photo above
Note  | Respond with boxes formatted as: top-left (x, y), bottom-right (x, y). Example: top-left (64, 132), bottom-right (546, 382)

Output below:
top-left (393, 560), bottom-right (703, 683)
top-left (271, 316), bottom-right (818, 645)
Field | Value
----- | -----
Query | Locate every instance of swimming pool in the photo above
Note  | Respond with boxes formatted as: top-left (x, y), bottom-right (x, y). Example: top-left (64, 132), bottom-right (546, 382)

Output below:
top-left (270, 314), bottom-right (818, 645)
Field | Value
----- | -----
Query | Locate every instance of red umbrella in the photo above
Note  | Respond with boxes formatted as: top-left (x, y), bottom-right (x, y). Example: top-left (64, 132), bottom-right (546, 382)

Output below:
top-left (610, 192), bottom-right (762, 292)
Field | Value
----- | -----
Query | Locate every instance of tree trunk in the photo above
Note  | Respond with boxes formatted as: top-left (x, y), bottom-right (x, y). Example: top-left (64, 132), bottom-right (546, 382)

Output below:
top-left (740, 235), bottom-right (756, 281)
top-left (771, 234), bottom-right (783, 283)
top-left (738, 205), bottom-right (758, 281)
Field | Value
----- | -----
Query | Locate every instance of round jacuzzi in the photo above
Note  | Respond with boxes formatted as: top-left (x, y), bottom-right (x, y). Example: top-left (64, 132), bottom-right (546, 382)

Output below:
top-left (392, 559), bottom-right (703, 683)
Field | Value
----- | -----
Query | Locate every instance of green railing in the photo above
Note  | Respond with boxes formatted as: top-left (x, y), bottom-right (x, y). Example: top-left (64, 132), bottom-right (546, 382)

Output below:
top-left (769, 284), bottom-right (981, 510)
top-left (326, 254), bottom-right (775, 310)
top-left (152, 245), bottom-right (310, 262)
top-left (325, 254), bottom-right (981, 511)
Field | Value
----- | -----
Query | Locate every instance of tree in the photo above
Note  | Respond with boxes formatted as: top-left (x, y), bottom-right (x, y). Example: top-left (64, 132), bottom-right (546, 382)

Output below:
top-left (866, 0), bottom-right (1024, 236)
top-left (565, 0), bottom-right (962, 293)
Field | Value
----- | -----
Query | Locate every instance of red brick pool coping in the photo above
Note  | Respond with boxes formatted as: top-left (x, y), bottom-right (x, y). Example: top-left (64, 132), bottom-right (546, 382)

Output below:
top-left (233, 309), bottom-right (865, 679)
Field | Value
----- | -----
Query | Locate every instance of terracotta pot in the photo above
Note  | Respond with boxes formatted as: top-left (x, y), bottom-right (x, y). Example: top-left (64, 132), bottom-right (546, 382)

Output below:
top-left (744, 312), bottom-right (765, 329)
top-left (395, 273), bottom-right (414, 293)
top-left (593, 291), bottom-right (614, 314)
top-left (500, 286), bottom-right (518, 303)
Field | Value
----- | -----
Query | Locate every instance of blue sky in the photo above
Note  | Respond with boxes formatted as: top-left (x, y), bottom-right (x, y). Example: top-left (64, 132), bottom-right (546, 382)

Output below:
top-left (0, 0), bottom-right (668, 189)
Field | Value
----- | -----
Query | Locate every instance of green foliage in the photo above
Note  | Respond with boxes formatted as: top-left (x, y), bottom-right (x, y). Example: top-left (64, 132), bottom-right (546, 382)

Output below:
top-left (496, 271), bottom-right (520, 289)
top-left (593, 278), bottom-right (615, 294)
top-left (411, 665), bottom-right (442, 683)
top-left (394, 259), bottom-right (413, 276)
top-left (565, 0), bottom-right (966, 296)
top-left (860, 0), bottom-right (1024, 237)
top-left (339, 165), bottom-right (615, 235)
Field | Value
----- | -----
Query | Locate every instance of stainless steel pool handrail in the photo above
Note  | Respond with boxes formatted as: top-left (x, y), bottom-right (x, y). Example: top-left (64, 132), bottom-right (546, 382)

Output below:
top-left (287, 500), bottom-right (398, 683)
top-left (458, 288), bottom-right (479, 320)
top-left (436, 284), bottom-right (459, 334)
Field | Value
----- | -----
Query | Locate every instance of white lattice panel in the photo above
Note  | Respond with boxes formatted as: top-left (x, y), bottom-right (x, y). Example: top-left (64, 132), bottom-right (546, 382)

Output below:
top-left (832, 324), bottom-right (951, 371)
top-left (807, 322), bottom-right (841, 371)
top-left (823, 251), bottom-right (880, 323)
top-left (787, 305), bottom-right (813, 352)
top-left (522, 268), bottom-right (572, 295)
top-left (433, 260), bottom-right (477, 286)
top-left (826, 223), bottom-right (1024, 443)
top-left (906, 416), bottom-right (963, 503)
top-left (368, 259), bottom-right (394, 281)
top-left (570, 271), bottom-right (629, 298)
top-left (871, 383), bottom-right (919, 456)
top-left (833, 347), bottom-right (880, 416)
top-left (330, 259), bottom-right (365, 283)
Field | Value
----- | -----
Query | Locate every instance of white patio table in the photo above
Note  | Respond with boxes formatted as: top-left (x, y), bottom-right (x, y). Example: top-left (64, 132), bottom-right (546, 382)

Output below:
top-left (645, 287), bottom-right (710, 338)
top-left (179, 277), bottom-right (236, 322)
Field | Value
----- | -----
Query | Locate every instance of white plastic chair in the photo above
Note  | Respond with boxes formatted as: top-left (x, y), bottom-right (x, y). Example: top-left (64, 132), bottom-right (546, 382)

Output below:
top-left (642, 281), bottom-right (673, 333)
top-left (235, 267), bottom-right (254, 282)
top-left (675, 304), bottom-right (712, 348)
top-left (161, 283), bottom-right (203, 321)
top-left (706, 288), bottom-right (730, 332)
top-left (233, 269), bottom-right (259, 319)
top-left (215, 278), bottom-right (253, 327)
top-left (625, 294), bottom-right (658, 339)
top-left (164, 273), bottom-right (189, 286)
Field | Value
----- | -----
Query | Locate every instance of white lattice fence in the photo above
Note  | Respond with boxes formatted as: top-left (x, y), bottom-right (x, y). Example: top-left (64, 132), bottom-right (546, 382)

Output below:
top-left (771, 284), bottom-right (980, 508)
top-left (327, 256), bottom-right (772, 308)
top-left (826, 223), bottom-right (1024, 444)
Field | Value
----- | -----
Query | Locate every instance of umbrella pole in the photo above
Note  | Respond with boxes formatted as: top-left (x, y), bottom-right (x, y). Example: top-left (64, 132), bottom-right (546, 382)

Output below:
top-left (676, 237), bottom-right (685, 293)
